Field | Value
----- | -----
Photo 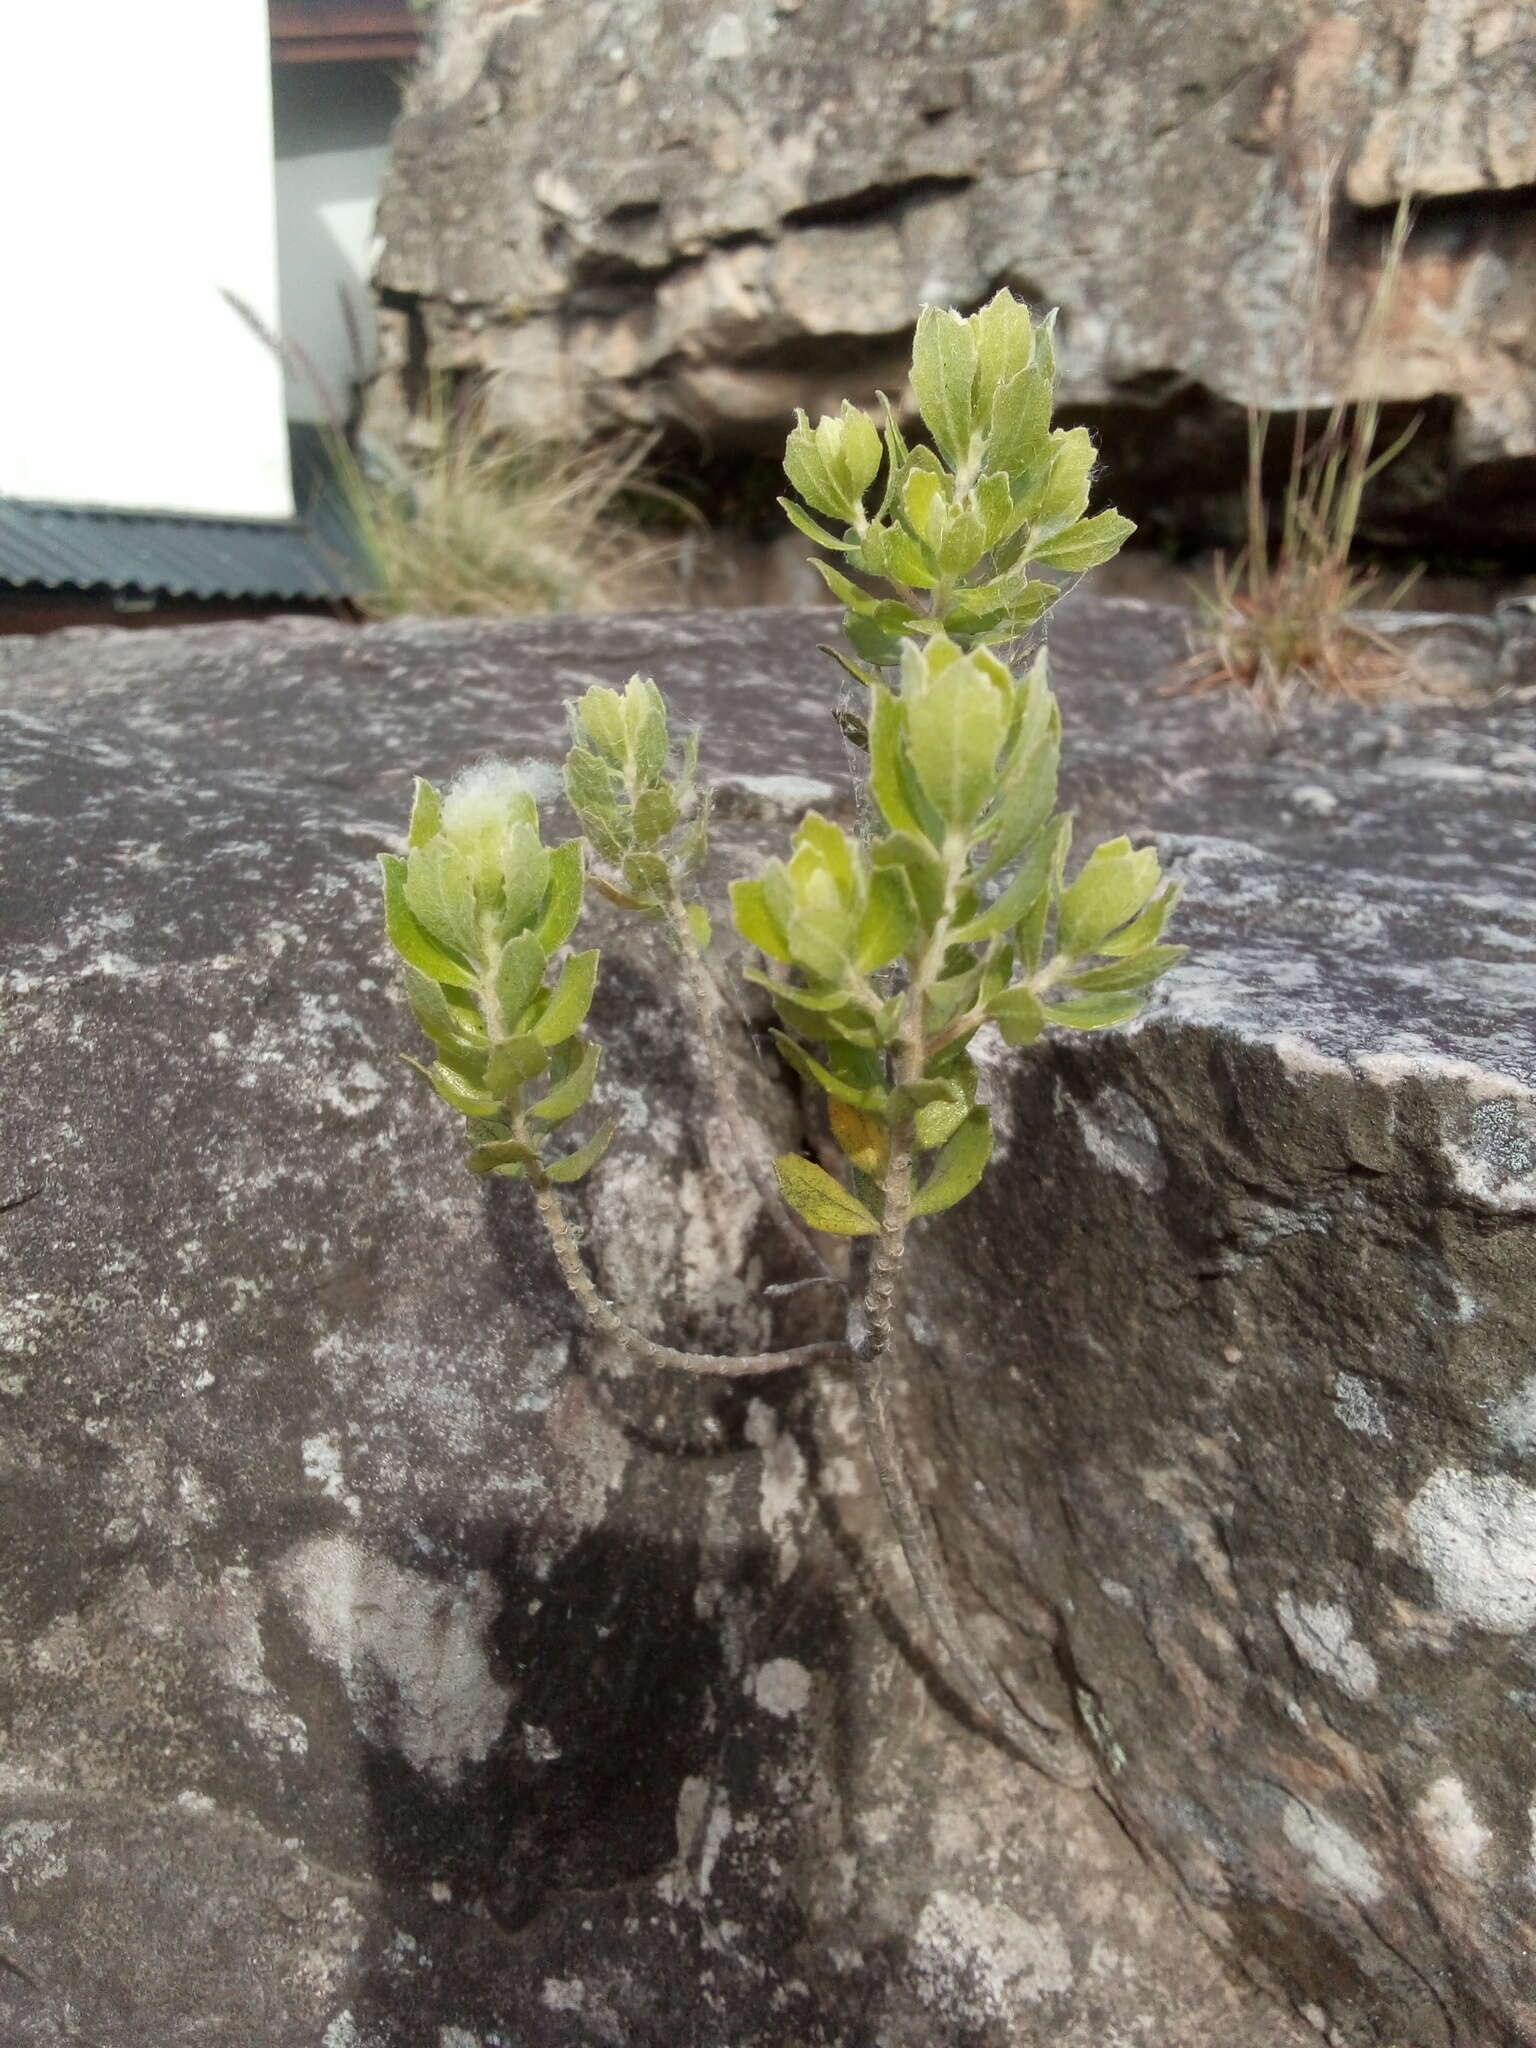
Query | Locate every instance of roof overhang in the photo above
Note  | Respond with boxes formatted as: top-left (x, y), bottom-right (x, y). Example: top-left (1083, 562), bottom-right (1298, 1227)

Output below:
top-left (269, 0), bottom-right (420, 64)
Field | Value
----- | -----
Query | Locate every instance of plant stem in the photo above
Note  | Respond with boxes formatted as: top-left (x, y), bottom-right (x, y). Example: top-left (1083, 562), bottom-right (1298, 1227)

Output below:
top-left (665, 889), bottom-right (840, 1285)
top-left (849, 1136), bottom-right (1094, 1787)
top-left (525, 1153), bottom-right (845, 1379)
top-left (846, 869), bottom-right (1096, 1788)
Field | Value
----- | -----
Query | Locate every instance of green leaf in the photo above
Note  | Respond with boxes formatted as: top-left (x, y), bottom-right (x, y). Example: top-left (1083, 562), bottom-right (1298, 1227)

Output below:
top-left (786, 908), bottom-right (855, 984)
top-left (626, 679), bottom-right (670, 785)
top-left (911, 305), bottom-right (978, 467)
top-left (888, 1078), bottom-right (963, 1119)
top-left (856, 519), bottom-right (940, 591)
top-left (941, 573), bottom-right (1058, 644)
top-left (501, 821), bottom-right (552, 938)
top-left (402, 1054), bottom-right (503, 1118)
top-left (765, 991), bottom-right (884, 1056)
top-left (770, 1030), bottom-right (884, 1110)
top-left (575, 685), bottom-right (629, 761)
top-left (485, 1034), bottom-right (550, 1093)
top-left (1022, 427), bottom-right (1093, 541)
top-left (773, 1155), bottom-right (881, 1236)
top-left (977, 730), bottom-right (1060, 880)
top-left (906, 656), bottom-right (1009, 828)
top-left (856, 861), bottom-right (919, 971)
top-left (779, 497), bottom-right (859, 552)
top-left (1068, 944), bottom-right (1187, 993)
top-left (535, 948), bottom-right (600, 1046)
top-left (871, 830), bottom-right (945, 925)
top-left (924, 967), bottom-right (981, 1035)
top-left (466, 1136), bottom-right (538, 1174)
top-left (952, 817), bottom-right (1067, 942)
top-left (565, 745), bottom-right (621, 841)
top-left (915, 1094), bottom-right (969, 1148)
top-left (494, 930), bottom-right (548, 1033)
top-left (1041, 992), bottom-right (1145, 1031)
top-left (1030, 508), bottom-right (1136, 574)
top-left (868, 687), bottom-right (923, 837)
top-left (407, 777), bottom-right (443, 848)
top-left (529, 1040), bottom-right (601, 1122)
top-left (1098, 881), bottom-right (1181, 956)
top-left (402, 838), bottom-right (481, 964)
top-left (989, 986), bottom-right (1047, 1046)
top-left (731, 878), bottom-right (792, 963)
top-left (686, 901), bottom-right (712, 950)
top-left (544, 1116), bottom-right (620, 1184)
top-left (537, 840), bottom-right (585, 952)
top-left (621, 851), bottom-right (671, 903)
top-left (380, 854), bottom-right (478, 989)
top-left (402, 964), bottom-right (484, 1052)
top-left (784, 410), bottom-right (847, 519)
top-left (972, 290), bottom-right (1036, 423)
top-left (632, 784), bottom-right (680, 847)
top-left (911, 1107), bottom-right (993, 1217)
top-left (821, 644), bottom-right (883, 693)
top-left (1016, 885), bottom-right (1052, 974)
top-left (986, 364), bottom-right (1052, 477)
top-left (1057, 843), bottom-right (1162, 958)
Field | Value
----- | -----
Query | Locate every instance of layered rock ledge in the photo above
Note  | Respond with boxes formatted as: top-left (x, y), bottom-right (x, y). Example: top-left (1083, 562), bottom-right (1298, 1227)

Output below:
top-left (1, 599), bottom-right (1533, 2046)
top-left (373, 0), bottom-right (1536, 548)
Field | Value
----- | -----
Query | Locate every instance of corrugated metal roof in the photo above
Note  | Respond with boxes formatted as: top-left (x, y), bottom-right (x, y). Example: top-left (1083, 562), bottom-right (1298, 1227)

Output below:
top-left (0, 491), bottom-right (365, 603)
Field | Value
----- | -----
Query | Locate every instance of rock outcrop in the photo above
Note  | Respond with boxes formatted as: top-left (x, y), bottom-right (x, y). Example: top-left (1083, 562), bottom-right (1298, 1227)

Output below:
top-left (371, 0), bottom-right (1536, 550)
top-left (2, 599), bottom-right (1534, 2044)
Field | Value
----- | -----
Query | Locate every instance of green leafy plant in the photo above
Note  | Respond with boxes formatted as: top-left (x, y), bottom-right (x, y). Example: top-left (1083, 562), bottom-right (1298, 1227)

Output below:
top-left (378, 293), bottom-right (1184, 1786)
top-left (1184, 194), bottom-right (1421, 719)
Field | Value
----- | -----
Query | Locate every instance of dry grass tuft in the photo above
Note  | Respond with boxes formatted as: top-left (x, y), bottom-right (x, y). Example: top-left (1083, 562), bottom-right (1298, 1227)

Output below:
top-left (1181, 193), bottom-right (1423, 722)
top-left (337, 384), bottom-right (687, 620)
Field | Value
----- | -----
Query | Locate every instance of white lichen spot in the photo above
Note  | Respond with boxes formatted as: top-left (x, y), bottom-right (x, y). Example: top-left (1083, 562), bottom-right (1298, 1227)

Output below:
top-left (752, 1657), bottom-right (812, 1719)
top-left (541, 1979), bottom-right (585, 2013)
top-left (745, 1399), bottom-right (806, 1580)
top-left (1272, 1034), bottom-right (1350, 1079)
top-left (1406, 1466), bottom-right (1536, 1632)
top-left (1275, 1593), bottom-right (1380, 1701)
top-left (1070, 1086), bottom-right (1166, 1192)
top-left (1290, 783), bottom-right (1339, 817)
top-left (1415, 1776), bottom-right (1491, 1880)
top-left (703, 9), bottom-right (750, 59)
top-left (821, 1455), bottom-right (861, 1498)
top-left (722, 771), bottom-right (837, 811)
top-left (274, 1536), bottom-right (511, 1784)
top-left (1279, 1795), bottom-right (1382, 1905)
top-left (0, 1819), bottom-right (70, 1885)
top-left (1333, 1372), bottom-right (1391, 1439)
top-left (321, 2014), bottom-right (360, 2048)
top-left (913, 1892), bottom-right (1073, 2020)
top-left (301, 1434), bottom-right (360, 1518)
top-left (1492, 1374), bottom-right (1536, 1453)
top-left (439, 2029), bottom-right (480, 2048)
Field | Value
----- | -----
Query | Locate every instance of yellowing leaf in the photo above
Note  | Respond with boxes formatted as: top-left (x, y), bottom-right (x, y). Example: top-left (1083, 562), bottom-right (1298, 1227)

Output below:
top-left (773, 1155), bottom-right (881, 1236)
top-left (829, 1099), bottom-right (888, 1175)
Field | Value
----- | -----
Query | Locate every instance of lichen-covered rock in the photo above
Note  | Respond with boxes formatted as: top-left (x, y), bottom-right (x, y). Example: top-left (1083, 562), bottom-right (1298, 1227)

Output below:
top-left (2, 598), bottom-right (1532, 2044)
top-left (0, 603), bottom-right (1308, 2047)
top-left (372, 0), bottom-right (1536, 547)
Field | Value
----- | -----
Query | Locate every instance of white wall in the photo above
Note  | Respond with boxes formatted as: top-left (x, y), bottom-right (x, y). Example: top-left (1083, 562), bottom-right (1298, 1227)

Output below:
top-left (0, 0), bottom-right (293, 520)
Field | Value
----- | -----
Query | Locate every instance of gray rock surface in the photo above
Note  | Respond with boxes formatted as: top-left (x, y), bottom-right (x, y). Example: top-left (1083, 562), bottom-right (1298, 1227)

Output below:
top-left (372, 0), bottom-right (1536, 546)
top-left (2, 597), bottom-right (1533, 2045)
